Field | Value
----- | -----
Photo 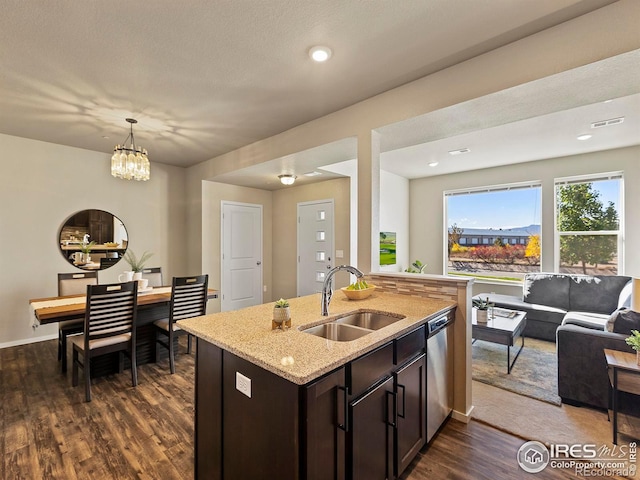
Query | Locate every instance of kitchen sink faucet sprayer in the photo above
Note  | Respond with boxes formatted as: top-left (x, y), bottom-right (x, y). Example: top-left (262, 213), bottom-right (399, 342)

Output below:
top-left (321, 265), bottom-right (364, 316)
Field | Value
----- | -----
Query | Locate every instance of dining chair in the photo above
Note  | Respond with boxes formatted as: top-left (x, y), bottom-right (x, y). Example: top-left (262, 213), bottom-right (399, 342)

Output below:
top-left (141, 267), bottom-right (163, 287)
top-left (100, 257), bottom-right (119, 268)
top-left (57, 272), bottom-right (99, 373)
top-left (154, 274), bottom-right (208, 374)
top-left (71, 281), bottom-right (138, 402)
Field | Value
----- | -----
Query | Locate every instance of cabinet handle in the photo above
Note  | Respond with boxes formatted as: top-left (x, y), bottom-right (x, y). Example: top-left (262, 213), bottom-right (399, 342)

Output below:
top-left (397, 384), bottom-right (406, 419)
top-left (337, 385), bottom-right (348, 432)
top-left (385, 390), bottom-right (397, 428)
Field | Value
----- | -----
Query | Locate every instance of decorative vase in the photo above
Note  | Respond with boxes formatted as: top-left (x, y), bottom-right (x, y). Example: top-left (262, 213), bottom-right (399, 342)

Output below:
top-left (273, 307), bottom-right (291, 330)
top-left (476, 308), bottom-right (488, 323)
top-left (133, 272), bottom-right (143, 281)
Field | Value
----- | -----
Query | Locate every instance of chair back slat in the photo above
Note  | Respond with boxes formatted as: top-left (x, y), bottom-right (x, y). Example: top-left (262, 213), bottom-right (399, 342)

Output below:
top-left (85, 282), bottom-right (138, 341)
top-left (58, 272), bottom-right (98, 296)
top-left (170, 275), bottom-right (208, 324)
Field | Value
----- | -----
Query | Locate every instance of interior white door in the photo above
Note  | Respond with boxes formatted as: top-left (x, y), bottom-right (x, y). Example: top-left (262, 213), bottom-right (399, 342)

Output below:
top-left (221, 202), bottom-right (263, 311)
top-left (297, 200), bottom-right (334, 296)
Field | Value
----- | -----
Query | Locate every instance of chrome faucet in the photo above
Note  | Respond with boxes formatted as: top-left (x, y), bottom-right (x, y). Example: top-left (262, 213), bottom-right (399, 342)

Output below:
top-left (321, 265), bottom-right (364, 316)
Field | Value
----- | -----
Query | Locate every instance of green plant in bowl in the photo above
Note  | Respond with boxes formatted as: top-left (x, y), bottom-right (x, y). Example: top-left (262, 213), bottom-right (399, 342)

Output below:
top-left (123, 250), bottom-right (154, 272)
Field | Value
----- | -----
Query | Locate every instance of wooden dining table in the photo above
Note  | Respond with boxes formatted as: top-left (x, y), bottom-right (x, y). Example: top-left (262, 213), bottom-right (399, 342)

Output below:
top-left (29, 287), bottom-right (219, 376)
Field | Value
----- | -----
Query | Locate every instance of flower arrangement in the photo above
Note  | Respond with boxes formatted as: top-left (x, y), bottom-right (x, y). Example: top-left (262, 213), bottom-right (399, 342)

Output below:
top-left (274, 298), bottom-right (290, 308)
top-left (80, 241), bottom-right (96, 254)
top-left (123, 250), bottom-right (154, 272)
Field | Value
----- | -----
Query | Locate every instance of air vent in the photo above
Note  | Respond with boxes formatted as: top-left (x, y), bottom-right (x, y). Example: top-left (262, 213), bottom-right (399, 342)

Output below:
top-left (448, 148), bottom-right (471, 156)
top-left (591, 117), bottom-right (624, 129)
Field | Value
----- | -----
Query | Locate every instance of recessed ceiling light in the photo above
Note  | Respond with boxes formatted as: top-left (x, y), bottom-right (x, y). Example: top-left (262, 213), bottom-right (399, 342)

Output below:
top-left (309, 46), bottom-right (332, 62)
top-left (448, 148), bottom-right (470, 156)
top-left (603, 99), bottom-right (613, 103)
top-left (577, 134), bottom-right (592, 141)
top-left (303, 171), bottom-right (323, 177)
top-left (428, 161), bottom-right (439, 167)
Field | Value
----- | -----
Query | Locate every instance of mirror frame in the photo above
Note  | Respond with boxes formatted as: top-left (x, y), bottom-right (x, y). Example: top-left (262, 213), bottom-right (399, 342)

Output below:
top-left (58, 209), bottom-right (129, 271)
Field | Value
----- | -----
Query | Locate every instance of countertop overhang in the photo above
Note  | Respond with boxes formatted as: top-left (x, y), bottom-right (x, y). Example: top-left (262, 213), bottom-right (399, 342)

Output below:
top-left (178, 291), bottom-right (455, 385)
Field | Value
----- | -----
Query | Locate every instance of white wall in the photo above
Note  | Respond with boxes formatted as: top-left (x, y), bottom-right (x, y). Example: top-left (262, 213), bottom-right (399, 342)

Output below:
top-left (409, 146), bottom-right (640, 297)
top-left (0, 133), bottom-right (187, 347)
top-left (201, 181), bottom-right (273, 313)
top-left (184, 1), bottom-right (640, 278)
top-left (379, 171), bottom-right (409, 272)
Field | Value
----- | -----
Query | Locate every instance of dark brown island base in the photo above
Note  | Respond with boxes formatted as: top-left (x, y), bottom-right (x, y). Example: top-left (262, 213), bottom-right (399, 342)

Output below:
top-left (178, 292), bottom-right (458, 480)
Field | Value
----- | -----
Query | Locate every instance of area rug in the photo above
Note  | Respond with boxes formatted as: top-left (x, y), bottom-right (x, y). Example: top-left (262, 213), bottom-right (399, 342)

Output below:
top-left (472, 337), bottom-right (561, 406)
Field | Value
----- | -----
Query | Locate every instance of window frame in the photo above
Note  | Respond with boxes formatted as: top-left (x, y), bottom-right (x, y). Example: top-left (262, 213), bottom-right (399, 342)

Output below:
top-left (443, 180), bottom-right (542, 282)
top-left (553, 172), bottom-right (624, 275)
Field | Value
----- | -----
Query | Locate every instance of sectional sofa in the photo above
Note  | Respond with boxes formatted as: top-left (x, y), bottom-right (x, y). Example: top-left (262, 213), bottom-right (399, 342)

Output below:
top-left (474, 273), bottom-right (631, 342)
top-left (474, 273), bottom-right (637, 410)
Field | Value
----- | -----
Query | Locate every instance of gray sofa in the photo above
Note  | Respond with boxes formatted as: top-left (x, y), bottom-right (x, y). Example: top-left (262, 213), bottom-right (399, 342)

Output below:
top-left (474, 273), bottom-right (631, 341)
top-left (475, 273), bottom-right (637, 410)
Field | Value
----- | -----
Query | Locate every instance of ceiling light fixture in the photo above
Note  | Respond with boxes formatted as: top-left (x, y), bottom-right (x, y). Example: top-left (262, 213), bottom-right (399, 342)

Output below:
top-left (279, 174), bottom-right (297, 185)
top-left (428, 161), bottom-right (439, 167)
top-left (577, 134), bottom-right (592, 141)
top-left (111, 118), bottom-right (150, 181)
top-left (309, 46), bottom-right (332, 62)
top-left (448, 148), bottom-right (471, 156)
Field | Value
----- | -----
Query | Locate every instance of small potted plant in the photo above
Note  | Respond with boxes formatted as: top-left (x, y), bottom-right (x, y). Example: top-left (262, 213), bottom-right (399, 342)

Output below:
top-left (273, 298), bottom-right (291, 329)
top-left (79, 240), bottom-right (96, 264)
top-left (123, 250), bottom-right (154, 280)
top-left (473, 297), bottom-right (493, 323)
top-left (625, 330), bottom-right (640, 366)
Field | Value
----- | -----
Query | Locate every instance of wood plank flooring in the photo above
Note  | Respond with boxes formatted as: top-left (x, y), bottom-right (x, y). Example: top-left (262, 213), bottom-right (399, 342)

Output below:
top-left (0, 339), bottom-right (631, 479)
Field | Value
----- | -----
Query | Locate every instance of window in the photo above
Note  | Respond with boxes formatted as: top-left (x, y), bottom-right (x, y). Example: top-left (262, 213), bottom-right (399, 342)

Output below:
top-left (446, 182), bottom-right (541, 282)
top-left (555, 173), bottom-right (623, 275)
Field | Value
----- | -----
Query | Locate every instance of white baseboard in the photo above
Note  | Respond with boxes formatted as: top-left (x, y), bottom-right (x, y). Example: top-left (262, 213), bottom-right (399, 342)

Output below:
top-left (0, 334), bottom-right (57, 350)
top-left (452, 405), bottom-right (475, 423)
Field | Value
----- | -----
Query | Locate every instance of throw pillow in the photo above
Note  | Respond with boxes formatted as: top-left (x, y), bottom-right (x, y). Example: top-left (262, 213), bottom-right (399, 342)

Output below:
top-left (611, 308), bottom-right (640, 335)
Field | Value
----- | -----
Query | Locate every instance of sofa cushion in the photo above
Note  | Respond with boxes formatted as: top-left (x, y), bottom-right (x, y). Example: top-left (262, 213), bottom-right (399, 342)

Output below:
top-left (569, 275), bottom-right (631, 315)
top-left (562, 311), bottom-right (609, 331)
top-left (523, 273), bottom-right (571, 310)
top-left (611, 308), bottom-right (640, 335)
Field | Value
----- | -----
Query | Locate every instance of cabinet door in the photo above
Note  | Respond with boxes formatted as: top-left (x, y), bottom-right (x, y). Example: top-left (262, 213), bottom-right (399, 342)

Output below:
top-left (395, 353), bottom-right (426, 476)
top-left (304, 367), bottom-right (347, 480)
top-left (349, 376), bottom-right (394, 480)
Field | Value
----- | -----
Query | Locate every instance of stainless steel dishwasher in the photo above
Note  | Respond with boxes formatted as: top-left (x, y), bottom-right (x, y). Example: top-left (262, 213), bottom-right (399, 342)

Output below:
top-left (426, 314), bottom-right (453, 442)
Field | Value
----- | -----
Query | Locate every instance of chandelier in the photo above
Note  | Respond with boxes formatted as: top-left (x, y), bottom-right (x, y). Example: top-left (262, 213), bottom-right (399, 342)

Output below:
top-left (111, 118), bottom-right (150, 181)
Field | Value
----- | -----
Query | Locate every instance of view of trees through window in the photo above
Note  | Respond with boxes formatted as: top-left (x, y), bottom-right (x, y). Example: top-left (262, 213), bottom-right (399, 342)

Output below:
top-left (445, 184), bottom-right (541, 282)
top-left (555, 175), bottom-right (621, 275)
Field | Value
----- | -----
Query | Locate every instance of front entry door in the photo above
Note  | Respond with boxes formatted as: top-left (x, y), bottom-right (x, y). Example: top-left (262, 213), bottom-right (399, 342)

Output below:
top-left (297, 200), bottom-right (334, 296)
top-left (221, 202), bottom-right (263, 311)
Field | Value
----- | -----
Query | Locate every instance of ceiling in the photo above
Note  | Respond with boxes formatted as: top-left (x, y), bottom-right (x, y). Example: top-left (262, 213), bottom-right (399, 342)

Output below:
top-left (0, 0), bottom-right (623, 170)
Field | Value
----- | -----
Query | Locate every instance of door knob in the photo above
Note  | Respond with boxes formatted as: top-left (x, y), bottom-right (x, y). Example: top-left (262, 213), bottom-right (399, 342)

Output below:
top-left (257, 261), bottom-right (262, 265)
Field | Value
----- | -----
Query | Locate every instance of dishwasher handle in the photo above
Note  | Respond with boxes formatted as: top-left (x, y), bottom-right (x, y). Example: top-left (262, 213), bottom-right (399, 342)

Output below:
top-left (427, 314), bottom-right (450, 336)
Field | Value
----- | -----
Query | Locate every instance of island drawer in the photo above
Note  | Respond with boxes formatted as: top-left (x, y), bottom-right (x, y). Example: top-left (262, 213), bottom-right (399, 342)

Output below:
top-left (348, 342), bottom-right (394, 398)
top-left (394, 324), bottom-right (426, 366)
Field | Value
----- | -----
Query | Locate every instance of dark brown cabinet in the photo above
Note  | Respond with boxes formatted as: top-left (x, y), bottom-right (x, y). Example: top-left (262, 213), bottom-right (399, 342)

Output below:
top-left (194, 320), bottom-right (440, 480)
top-left (304, 368), bottom-right (347, 480)
top-left (394, 353), bottom-right (426, 475)
top-left (349, 376), bottom-right (395, 480)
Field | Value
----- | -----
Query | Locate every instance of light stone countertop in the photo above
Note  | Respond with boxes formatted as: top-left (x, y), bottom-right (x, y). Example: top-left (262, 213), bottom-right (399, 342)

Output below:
top-left (178, 291), bottom-right (456, 385)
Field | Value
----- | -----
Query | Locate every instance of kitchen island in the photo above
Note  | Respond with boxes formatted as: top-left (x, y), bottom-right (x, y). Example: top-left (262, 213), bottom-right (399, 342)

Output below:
top-left (179, 288), bottom-right (459, 480)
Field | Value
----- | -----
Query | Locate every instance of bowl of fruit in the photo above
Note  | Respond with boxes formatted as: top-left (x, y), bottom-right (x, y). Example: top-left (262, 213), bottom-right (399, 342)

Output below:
top-left (341, 280), bottom-right (376, 300)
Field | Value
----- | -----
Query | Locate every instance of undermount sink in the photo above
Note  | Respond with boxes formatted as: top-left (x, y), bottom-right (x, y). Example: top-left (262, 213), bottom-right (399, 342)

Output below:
top-left (301, 311), bottom-right (406, 341)
top-left (302, 323), bottom-right (372, 341)
top-left (334, 311), bottom-right (405, 330)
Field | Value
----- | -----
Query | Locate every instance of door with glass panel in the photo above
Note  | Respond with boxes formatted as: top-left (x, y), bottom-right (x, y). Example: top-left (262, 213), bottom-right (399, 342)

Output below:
top-left (297, 200), bottom-right (334, 296)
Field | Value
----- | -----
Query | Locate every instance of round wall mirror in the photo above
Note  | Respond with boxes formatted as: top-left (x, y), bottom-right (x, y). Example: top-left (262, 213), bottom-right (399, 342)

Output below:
top-left (58, 209), bottom-right (128, 271)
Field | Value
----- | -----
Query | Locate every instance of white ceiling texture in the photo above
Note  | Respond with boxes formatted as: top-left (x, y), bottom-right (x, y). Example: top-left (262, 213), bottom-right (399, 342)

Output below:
top-left (1, 0), bottom-right (637, 188)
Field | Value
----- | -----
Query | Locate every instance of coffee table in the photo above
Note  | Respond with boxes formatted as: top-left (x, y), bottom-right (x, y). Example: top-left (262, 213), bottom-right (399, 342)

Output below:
top-left (472, 308), bottom-right (527, 374)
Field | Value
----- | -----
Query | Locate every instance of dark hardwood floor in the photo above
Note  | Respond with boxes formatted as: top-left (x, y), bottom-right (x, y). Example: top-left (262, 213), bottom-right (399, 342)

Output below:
top-left (0, 339), bottom-right (628, 479)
